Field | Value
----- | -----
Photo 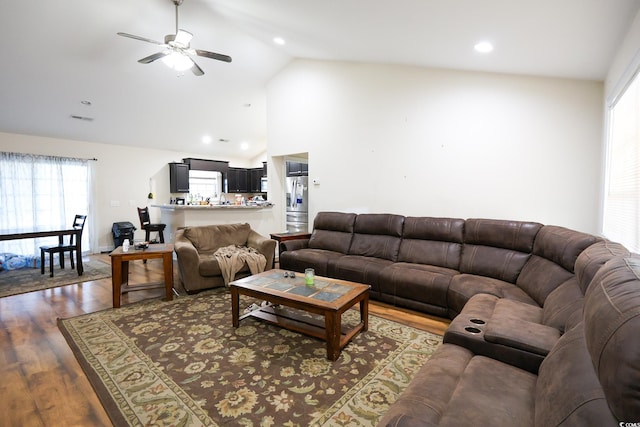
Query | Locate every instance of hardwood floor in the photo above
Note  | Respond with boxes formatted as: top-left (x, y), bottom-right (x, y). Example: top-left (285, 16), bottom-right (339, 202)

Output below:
top-left (0, 254), bottom-right (449, 426)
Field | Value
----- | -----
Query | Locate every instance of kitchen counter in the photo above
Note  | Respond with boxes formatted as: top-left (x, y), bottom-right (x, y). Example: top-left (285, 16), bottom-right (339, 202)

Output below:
top-left (150, 203), bottom-right (275, 243)
top-left (152, 203), bottom-right (273, 210)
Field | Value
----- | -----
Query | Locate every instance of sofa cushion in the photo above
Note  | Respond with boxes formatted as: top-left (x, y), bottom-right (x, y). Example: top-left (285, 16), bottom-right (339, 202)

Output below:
top-left (464, 218), bottom-right (542, 252)
top-left (377, 343), bottom-right (474, 426)
top-left (516, 255), bottom-right (574, 307)
top-left (198, 253), bottom-right (222, 276)
top-left (514, 226), bottom-right (602, 307)
top-left (398, 217), bottom-right (464, 269)
top-left (437, 355), bottom-right (536, 426)
top-left (198, 252), bottom-right (250, 277)
top-left (308, 211), bottom-right (357, 254)
top-left (535, 323), bottom-right (617, 426)
top-left (278, 248), bottom-right (344, 277)
top-left (378, 343), bottom-right (536, 427)
top-left (574, 240), bottom-right (629, 294)
top-left (183, 223), bottom-right (251, 252)
top-left (378, 262), bottom-right (456, 315)
top-left (448, 273), bottom-right (537, 317)
top-left (460, 219), bottom-right (542, 284)
top-left (583, 256), bottom-right (640, 421)
top-left (329, 255), bottom-right (393, 294)
top-left (540, 277), bottom-right (584, 331)
top-left (348, 214), bottom-right (404, 261)
top-left (532, 225), bottom-right (601, 273)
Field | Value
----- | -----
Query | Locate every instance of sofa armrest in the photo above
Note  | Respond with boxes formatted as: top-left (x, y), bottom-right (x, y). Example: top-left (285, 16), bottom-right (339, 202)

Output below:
top-left (280, 238), bottom-right (310, 252)
top-left (247, 230), bottom-right (277, 270)
top-left (174, 231), bottom-right (203, 286)
top-left (484, 318), bottom-right (560, 356)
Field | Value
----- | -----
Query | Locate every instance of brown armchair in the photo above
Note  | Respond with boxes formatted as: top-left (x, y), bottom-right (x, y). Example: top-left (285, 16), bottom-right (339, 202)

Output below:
top-left (174, 223), bottom-right (276, 293)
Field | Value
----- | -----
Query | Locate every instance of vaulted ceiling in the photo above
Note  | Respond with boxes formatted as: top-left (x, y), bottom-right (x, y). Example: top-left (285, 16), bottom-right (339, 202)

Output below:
top-left (1, 0), bottom-right (638, 159)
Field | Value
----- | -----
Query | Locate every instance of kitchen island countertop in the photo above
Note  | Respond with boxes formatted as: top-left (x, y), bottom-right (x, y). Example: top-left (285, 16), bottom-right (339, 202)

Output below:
top-left (151, 203), bottom-right (273, 210)
top-left (150, 203), bottom-right (275, 243)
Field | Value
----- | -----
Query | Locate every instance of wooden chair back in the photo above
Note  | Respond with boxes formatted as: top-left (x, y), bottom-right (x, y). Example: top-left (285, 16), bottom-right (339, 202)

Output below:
top-left (137, 207), bottom-right (151, 228)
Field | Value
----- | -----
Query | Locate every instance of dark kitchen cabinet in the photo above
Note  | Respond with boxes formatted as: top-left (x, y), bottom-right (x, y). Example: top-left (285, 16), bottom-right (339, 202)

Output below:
top-left (169, 162), bottom-right (189, 193)
top-left (183, 158), bottom-right (229, 175)
top-left (227, 167), bottom-right (248, 192)
top-left (248, 168), bottom-right (264, 192)
top-left (286, 161), bottom-right (308, 176)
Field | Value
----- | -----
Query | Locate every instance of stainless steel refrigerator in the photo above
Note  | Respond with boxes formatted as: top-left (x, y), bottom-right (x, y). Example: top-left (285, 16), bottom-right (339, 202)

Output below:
top-left (285, 176), bottom-right (308, 232)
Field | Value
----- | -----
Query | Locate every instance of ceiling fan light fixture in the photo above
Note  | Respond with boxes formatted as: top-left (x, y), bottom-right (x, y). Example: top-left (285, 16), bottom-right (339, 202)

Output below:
top-left (162, 51), bottom-right (194, 71)
top-left (117, 0), bottom-right (231, 75)
top-left (173, 29), bottom-right (193, 48)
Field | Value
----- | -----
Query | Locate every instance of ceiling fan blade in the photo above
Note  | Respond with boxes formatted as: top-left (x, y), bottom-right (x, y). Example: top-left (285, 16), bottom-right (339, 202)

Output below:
top-left (138, 51), bottom-right (169, 64)
top-left (196, 49), bottom-right (232, 63)
top-left (191, 61), bottom-right (204, 76)
top-left (117, 32), bottom-right (164, 45)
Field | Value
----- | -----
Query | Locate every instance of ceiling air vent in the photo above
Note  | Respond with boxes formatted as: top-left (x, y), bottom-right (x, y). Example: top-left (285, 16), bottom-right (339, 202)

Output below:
top-left (70, 115), bottom-right (94, 122)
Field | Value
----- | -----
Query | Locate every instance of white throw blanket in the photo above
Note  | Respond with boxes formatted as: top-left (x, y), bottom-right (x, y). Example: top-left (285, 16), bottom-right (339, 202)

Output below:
top-left (214, 245), bottom-right (267, 286)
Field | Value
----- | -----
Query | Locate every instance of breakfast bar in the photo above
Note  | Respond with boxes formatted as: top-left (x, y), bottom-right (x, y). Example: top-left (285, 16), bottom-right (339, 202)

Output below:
top-left (151, 203), bottom-right (275, 243)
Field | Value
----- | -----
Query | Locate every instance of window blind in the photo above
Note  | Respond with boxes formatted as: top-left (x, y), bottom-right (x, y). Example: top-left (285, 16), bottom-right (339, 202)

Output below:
top-left (603, 71), bottom-right (640, 252)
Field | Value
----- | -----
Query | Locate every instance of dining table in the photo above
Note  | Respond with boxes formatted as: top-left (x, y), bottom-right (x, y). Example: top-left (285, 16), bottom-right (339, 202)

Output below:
top-left (0, 226), bottom-right (84, 275)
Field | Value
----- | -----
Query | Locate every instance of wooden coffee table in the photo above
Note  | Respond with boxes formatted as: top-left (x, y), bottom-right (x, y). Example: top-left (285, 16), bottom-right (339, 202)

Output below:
top-left (230, 269), bottom-right (370, 361)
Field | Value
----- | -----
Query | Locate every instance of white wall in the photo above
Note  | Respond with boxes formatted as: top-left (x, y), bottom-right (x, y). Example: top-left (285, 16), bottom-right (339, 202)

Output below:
top-left (0, 132), bottom-right (278, 252)
top-left (605, 9), bottom-right (640, 102)
top-left (267, 60), bottom-right (604, 234)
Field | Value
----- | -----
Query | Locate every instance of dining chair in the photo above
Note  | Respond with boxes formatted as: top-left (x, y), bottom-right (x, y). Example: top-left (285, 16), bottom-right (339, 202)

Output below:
top-left (40, 214), bottom-right (87, 277)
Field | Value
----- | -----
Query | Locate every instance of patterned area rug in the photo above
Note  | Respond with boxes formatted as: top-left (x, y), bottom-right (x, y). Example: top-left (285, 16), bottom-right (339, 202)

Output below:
top-left (0, 259), bottom-right (111, 298)
top-left (59, 288), bottom-right (442, 426)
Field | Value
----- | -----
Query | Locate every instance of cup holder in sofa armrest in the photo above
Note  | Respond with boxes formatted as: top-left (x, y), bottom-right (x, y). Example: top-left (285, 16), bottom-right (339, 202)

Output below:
top-left (469, 318), bottom-right (486, 325)
top-left (465, 326), bottom-right (482, 334)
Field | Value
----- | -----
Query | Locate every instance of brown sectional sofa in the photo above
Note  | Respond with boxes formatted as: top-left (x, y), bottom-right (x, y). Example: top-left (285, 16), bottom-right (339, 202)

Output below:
top-left (280, 212), bottom-right (600, 319)
top-left (279, 211), bottom-right (639, 425)
top-left (378, 255), bottom-right (640, 426)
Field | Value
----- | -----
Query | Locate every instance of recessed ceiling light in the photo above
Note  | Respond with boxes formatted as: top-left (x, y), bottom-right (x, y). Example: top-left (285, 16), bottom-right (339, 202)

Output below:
top-left (202, 135), bottom-right (212, 144)
top-left (474, 41), bottom-right (494, 53)
top-left (240, 142), bottom-right (249, 150)
top-left (80, 100), bottom-right (92, 106)
top-left (273, 36), bottom-right (285, 46)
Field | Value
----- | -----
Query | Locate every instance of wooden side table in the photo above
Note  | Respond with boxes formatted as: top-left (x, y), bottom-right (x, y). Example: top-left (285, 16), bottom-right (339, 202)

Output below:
top-left (110, 243), bottom-right (174, 308)
top-left (270, 232), bottom-right (312, 259)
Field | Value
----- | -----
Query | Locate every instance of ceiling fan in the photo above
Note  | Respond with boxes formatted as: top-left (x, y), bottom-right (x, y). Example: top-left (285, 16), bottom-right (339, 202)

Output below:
top-left (117, 0), bottom-right (231, 76)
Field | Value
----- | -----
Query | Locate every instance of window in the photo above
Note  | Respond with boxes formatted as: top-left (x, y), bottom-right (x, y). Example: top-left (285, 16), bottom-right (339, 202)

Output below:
top-left (603, 70), bottom-right (640, 252)
top-left (0, 152), bottom-right (92, 256)
top-left (188, 170), bottom-right (222, 203)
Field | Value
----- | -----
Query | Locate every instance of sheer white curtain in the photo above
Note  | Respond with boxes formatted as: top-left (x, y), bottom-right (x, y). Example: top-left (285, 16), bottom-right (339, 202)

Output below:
top-left (0, 152), bottom-right (92, 256)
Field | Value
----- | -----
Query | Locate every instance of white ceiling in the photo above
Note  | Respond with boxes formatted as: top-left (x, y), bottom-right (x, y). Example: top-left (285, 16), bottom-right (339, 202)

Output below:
top-left (1, 0), bottom-right (639, 160)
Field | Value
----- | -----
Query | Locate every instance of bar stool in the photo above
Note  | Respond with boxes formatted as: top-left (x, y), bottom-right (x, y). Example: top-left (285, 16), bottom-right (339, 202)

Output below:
top-left (137, 207), bottom-right (166, 264)
top-left (137, 207), bottom-right (166, 243)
